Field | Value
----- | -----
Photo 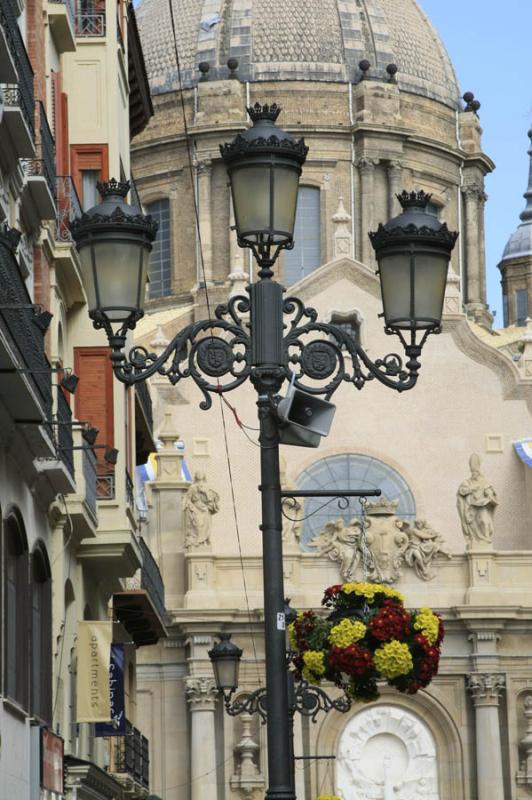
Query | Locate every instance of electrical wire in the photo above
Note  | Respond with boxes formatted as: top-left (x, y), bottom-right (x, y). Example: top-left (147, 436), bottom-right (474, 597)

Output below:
top-left (166, 0), bottom-right (262, 686)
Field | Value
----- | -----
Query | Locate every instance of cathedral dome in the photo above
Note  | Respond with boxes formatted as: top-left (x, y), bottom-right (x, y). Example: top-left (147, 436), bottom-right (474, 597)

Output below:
top-left (500, 129), bottom-right (532, 262)
top-left (136, 0), bottom-right (461, 109)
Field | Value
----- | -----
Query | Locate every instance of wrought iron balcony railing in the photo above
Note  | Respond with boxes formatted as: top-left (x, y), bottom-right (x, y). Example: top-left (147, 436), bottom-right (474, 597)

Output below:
top-left (48, 0), bottom-right (75, 31)
top-left (82, 445), bottom-right (97, 517)
top-left (56, 388), bottom-right (74, 478)
top-left (56, 176), bottom-right (82, 242)
top-left (75, 12), bottom-right (105, 36)
top-left (110, 720), bottom-right (149, 789)
top-left (0, 234), bottom-right (52, 418)
top-left (96, 472), bottom-right (115, 500)
top-left (139, 537), bottom-right (165, 621)
top-left (126, 469), bottom-right (134, 510)
top-left (38, 101), bottom-right (56, 200)
top-left (0, 4), bottom-right (35, 139)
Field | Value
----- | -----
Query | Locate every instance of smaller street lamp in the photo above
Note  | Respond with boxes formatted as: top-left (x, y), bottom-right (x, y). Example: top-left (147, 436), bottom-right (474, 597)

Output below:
top-left (208, 633), bottom-right (243, 701)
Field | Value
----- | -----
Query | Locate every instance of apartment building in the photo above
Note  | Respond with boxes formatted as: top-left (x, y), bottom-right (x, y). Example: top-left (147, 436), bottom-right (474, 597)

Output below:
top-left (0, 0), bottom-right (163, 798)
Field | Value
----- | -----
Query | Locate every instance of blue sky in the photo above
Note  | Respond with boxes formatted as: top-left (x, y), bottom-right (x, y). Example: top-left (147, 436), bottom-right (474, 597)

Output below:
top-left (418, 0), bottom-right (532, 323)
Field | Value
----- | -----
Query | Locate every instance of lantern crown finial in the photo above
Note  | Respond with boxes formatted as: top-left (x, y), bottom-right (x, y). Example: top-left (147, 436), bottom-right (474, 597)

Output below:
top-left (97, 178), bottom-right (130, 199)
top-left (396, 190), bottom-right (432, 210)
top-left (246, 102), bottom-right (281, 124)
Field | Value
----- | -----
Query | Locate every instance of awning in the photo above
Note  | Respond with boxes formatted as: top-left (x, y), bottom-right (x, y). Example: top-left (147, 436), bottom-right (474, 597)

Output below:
top-left (513, 439), bottom-right (532, 467)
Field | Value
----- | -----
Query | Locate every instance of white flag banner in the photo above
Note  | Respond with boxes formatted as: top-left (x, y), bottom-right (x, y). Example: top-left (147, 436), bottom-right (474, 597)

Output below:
top-left (76, 621), bottom-right (112, 722)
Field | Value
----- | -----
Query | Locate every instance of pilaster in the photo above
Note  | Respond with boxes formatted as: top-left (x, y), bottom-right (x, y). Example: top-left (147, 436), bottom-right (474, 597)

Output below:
top-left (357, 157), bottom-right (377, 266)
top-left (197, 160), bottom-right (213, 284)
top-left (387, 161), bottom-right (402, 218)
top-left (186, 676), bottom-right (218, 800)
top-left (467, 673), bottom-right (505, 800)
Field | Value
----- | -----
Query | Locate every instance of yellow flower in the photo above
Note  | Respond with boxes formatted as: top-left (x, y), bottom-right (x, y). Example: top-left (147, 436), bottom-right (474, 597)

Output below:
top-left (414, 608), bottom-right (439, 645)
top-left (316, 796), bottom-right (342, 800)
top-left (341, 582), bottom-right (403, 604)
top-left (287, 622), bottom-right (297, 648)
top-left (303, 650), bottom-right (326, 676)
top-left (329, 619), bottom-right (367, 648)
top-left (374, 640), bottom-right (413, 679)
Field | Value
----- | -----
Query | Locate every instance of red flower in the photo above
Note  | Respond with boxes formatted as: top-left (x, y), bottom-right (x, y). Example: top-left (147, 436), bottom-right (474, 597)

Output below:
top-left (367, 602), bottom-right (411, 642)
top-left (329, 644), bottom-right (374, 677)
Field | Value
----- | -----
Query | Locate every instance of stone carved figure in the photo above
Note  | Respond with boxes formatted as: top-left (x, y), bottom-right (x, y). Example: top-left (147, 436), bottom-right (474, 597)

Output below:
top-left (310, 499), bottom-right (449, 583)
top-left (403, 519), bottom-right (452, 580)
top-left (457, 454), bottom-right (498, 545)
top-left (183, 471), bottom-right (220, 548)
top-left (310, 518), bottom-right (366, 579)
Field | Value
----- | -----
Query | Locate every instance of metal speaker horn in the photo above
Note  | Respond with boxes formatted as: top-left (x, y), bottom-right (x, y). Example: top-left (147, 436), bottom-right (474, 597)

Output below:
top-left (276, 386), bottom-right (336, 448)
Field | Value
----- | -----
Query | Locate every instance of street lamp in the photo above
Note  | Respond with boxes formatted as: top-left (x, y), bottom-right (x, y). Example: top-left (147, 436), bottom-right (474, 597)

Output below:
top-left (71, 103), bottom-right (457, 800)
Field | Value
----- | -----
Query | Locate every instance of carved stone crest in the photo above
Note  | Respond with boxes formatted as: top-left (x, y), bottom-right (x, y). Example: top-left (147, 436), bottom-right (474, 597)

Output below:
top-left (310, 498), bottom-right (450, 583)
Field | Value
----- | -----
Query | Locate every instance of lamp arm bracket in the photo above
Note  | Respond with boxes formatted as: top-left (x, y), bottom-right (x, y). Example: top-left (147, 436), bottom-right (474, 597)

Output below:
top-left (108, 295), bottom-right (253, 410)
top-left (225, 687), bottom-right (268, 722)
top-left (282, 296), bottom-right (427, 398)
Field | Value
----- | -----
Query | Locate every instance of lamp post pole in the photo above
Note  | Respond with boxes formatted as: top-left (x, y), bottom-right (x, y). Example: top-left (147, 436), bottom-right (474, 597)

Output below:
top-left (71, 102), bottom-right (457, 800)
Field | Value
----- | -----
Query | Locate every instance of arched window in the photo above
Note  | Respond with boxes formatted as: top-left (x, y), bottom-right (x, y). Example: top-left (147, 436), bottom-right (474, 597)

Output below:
top-left (4, 510), bottom-right (29, 709)
top-left (146, 199), bottom-right (171, 298)
top-left (296, 453), bottom-right (415, 550)
top-left (283, 186), bottom-right (321, 285)
top-left (31, 543), bottom-right (52, 723)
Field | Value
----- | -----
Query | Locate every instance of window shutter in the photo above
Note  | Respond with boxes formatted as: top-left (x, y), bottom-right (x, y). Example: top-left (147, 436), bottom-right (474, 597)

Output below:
top-left (74, 347), bottom-right (114, 472)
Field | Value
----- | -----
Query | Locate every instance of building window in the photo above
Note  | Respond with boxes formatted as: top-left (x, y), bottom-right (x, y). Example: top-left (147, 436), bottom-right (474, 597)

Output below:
top-left (146, 199), bottom-right (171, 298)
top-left (31, 544), bottom-right (52, 724)
top-left (329, 311), bottom-right (361, 349)
top-left (516, 289), bottom-right (528, 326)
top-left (283, 186), bottom-right (321, 285)
top-left (4, 511), bottom-right (29, 710)
top-left (296, 454), bottom-right (416, 550)
top-left (70, 144), bottom-right (109, 210)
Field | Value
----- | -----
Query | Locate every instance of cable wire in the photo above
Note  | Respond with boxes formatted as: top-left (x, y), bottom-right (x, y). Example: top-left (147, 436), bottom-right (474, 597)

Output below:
top-left (166, 0), bottom-right (262, 686)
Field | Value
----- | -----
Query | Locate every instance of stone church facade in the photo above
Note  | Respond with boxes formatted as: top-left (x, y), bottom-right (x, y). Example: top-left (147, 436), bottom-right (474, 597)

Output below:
top-left (129, 1), bottom-right (532, 798)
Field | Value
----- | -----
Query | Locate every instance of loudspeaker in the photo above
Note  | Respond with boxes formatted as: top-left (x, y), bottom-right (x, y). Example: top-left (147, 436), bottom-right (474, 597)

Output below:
top-left (276, 386), bottom-right (336, 448)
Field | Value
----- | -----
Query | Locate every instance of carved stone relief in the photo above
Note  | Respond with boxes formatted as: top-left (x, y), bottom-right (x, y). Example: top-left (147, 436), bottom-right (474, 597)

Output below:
top-left (457, 454), bottom-right (498, 547)
top-left (183, 471), bottom-right (220, 549)
top-left (337, 705), bottom-right (439, 799)
top-left (310, 499), bottom-right (450, 583)
top-left (280, 456), bottom-right (303, 551)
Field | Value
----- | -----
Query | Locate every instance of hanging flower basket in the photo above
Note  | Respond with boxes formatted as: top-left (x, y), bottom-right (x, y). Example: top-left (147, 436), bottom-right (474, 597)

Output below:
top-left (289, 582), bottom-right (444, 702)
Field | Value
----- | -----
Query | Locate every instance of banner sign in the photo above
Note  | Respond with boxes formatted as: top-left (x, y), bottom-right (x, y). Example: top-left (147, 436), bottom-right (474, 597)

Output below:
top-left (95, 643), bottom-right (126, 736)
top-left (41, 728), bottom-right (64, 794)
top-left (76, 621), bottom-right (112, 722)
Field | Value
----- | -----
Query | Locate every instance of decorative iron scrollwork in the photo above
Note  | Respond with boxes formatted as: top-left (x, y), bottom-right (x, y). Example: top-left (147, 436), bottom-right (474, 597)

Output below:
top-left (109, 291), bottom-right (428, 406)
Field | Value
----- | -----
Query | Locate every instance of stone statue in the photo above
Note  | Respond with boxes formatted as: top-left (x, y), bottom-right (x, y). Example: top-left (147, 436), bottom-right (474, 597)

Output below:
top-left (310, 518), bottom-right (364, 579)
top-left (310, 499), bottom-right (449, 583)
top-left (183, 471), bottom-right (220, 548)
top-left (457, 454), bottom-right (498, 545)
top-left (403, 519), bottom-right (452, 580)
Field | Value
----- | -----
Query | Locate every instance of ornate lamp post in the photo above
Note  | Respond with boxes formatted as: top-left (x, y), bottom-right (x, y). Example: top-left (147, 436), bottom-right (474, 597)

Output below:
top-left (71, 103), bottom-right (457, 800)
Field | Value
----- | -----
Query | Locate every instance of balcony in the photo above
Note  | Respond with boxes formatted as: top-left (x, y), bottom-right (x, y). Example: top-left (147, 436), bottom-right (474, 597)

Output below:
top-left (21, 102), bottom-right (57, 222)
top-left (63, 428), bottom-right (98, 538)
top-left (0, 5), bottom-right (17, 83)
top-left (109, 721), bottom-right (149, 793)
top-left (56, 175), bottom-right (82, 243)
top-left (2, 85), bottom-right (35, 158)
top-left (75, 12), bottom-right (106, 37)
top-left (56, 387), bottom-right (75, 478)
top-left (113, 537), bottom-right (167, 646)
top-left (0, 228), bottom-right (53, 425)
top-left (0, 15), bottom-right (35, 157)
top-left (47, 0), bottom-right (76, 52)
